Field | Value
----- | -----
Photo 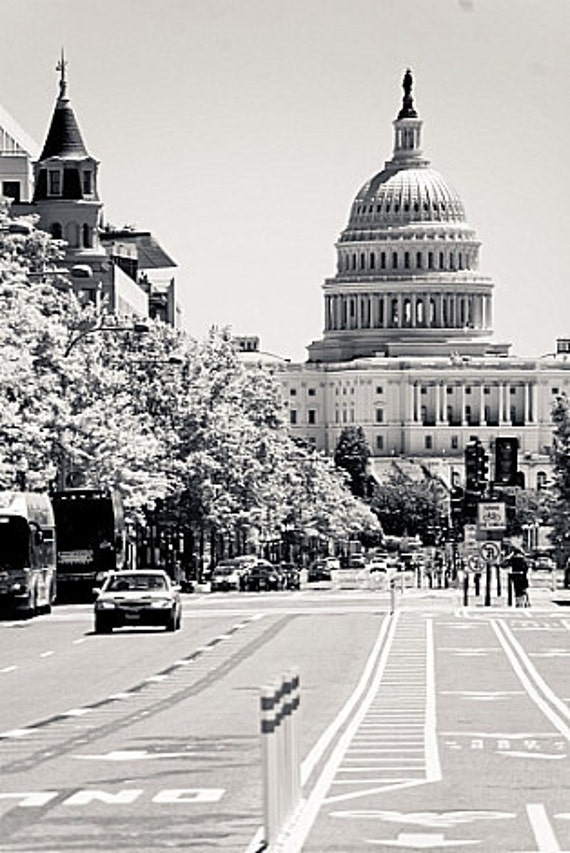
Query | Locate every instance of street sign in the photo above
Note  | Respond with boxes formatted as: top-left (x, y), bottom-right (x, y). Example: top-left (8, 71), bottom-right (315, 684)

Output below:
top-left (479, 541), bottom-right (502, 564)
top-left (477, 502), bottom-right (506, 531)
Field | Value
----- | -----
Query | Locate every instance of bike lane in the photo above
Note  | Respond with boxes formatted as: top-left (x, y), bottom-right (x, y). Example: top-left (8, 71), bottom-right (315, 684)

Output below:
top-left (293, 610), bottom-right (570, 852)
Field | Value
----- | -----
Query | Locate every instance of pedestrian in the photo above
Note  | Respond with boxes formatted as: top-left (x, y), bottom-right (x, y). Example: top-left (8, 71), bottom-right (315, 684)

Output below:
top-left (504, 546), bottom-right (530, 607)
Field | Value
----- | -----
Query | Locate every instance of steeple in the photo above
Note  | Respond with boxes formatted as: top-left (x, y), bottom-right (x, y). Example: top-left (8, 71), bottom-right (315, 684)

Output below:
top-left (38, 51), bottom-right (88, 161)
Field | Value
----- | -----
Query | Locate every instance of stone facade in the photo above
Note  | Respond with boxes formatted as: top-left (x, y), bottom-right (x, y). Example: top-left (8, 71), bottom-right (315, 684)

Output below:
top-left (276, 72), bottom-right (569, 489)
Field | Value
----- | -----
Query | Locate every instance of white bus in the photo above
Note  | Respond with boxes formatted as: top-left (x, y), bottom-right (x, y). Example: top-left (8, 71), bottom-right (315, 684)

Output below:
top-left (0, 492), bottom-right (57, 617)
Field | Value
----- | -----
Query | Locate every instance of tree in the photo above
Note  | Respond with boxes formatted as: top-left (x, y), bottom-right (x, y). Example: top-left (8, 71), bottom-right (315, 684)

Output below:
top-left (333, 426), bottom-right (371, 498)
top-left (369, 468), bottom-right (447, 541)
top-left (549, 394), bottom-right (570, 576)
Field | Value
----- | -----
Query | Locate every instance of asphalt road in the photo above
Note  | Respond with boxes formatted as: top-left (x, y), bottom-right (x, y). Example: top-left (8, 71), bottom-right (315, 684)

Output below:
top-left (0, 587), bottom-right (568, 852)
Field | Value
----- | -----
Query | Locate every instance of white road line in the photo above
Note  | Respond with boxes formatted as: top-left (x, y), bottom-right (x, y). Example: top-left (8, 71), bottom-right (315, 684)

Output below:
top-left (300, 613), bottom-right (394, 787)
top-left (39, 651), bottom-right (54, 658)
top-left (425, 618), bottom-right (441, 782)
top-left (72, 638), bottom-right (86, 645)
top-left (492, 622), bottom-right (570, 740)
top-left (527, 803), bottom-right (561, 851)
top-left (0, 665), bottom-right (17, 673)
top-left (280, 614), bottom-right (400, 851)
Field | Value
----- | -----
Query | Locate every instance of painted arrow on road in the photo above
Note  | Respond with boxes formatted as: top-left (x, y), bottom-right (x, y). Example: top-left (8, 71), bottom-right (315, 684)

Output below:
top-left (366, 832), bottom-right (481, 848)
top-left (74, 750), bottom-right (191, 761)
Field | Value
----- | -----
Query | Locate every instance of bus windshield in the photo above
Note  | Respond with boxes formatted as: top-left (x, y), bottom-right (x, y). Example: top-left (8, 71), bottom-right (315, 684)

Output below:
top-left (0, 517), bottom-right (29, 570)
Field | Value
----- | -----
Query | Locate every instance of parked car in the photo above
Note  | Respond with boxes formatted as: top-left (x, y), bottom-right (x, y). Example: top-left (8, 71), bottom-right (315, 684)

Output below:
top-left (346, 554), bottom-right (367, 569)
top-left (277, 562), bottom-right (301, 590)
top-left (210, 559), bottom-right (247, 592)
top-left (368, 556), bottom-right (390, 573)
top-left (307, 560), bottom-right (332, 582)
top-left (242, 560), bottom-right (282, 592)
top-left (533, 553), bottom-right (556, 571)
top-left (93, 570), bottom-right (181, 633)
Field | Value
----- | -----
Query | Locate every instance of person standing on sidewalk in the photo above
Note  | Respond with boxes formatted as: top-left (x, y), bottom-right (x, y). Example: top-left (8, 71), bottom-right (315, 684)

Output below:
top-left (504, 546), bottom-right (530, 607)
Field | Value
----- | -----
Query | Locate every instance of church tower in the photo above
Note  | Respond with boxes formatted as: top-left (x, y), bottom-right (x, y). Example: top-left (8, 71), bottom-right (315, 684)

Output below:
top-left (29, 52), bottom-right (108, 290)
top-left (307, 70), bottom-right (509, 363)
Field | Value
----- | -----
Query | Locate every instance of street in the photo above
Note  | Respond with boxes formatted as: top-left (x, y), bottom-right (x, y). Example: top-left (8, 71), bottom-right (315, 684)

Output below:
top-left (0, 587), bottom-right (568, 852)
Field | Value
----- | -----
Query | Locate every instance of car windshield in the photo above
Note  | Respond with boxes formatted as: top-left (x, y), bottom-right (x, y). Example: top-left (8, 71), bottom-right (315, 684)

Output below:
top-left (106, 574), bottom-right (167, 592)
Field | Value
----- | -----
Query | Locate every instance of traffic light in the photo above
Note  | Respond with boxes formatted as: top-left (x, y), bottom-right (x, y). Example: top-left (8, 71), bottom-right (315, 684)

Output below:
top-left (465, 441), bottom-right (480, 492)
top-left (465, 439), bottom-right (488, 494)
top-left (475, 443), bottom-right (489, 488)
top-left (495, 437), bottom-right (519, 486)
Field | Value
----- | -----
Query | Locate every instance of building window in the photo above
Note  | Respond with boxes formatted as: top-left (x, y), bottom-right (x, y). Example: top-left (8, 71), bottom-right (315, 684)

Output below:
top-left (536, 471), bottom-right (547, 490)
top-left (451, 435), bottom-right (459, 449)
top-left (376, 435), bottom-right (384, 450)
top-left (465, 387), bottom-right (472, 395)
top-left (308, 388), bottom-right (316, 396)
top-left (421, 386), bottom-right (427, 395)
top-left (446, 386), bottom-right (453, 394)
top-left (510, 387), bottom-right (516, 395)
top-left (376, 408), bottom-right (384, 423)
top-left (392, 252), bottom-right (398, 269)
top-left (376, 386), bottom-right (384, 395)
top-left (552, 387), bottom-right (560, 395)
top-left (82, 223), bottom-right (92, 248)
top-left (290, 410), bottom-right (297, 425)
top-left (425, 435), bottom-right (433, 449)
top-left (51, 222), bottom-right (63, 240)
top-left (48, 170), bottom-right (61, 195)
top-left (2, 181), bottom-right (20, 202)
top-left (484, 386), bottom-right (491, 395)
top-left (82, 171), bottom-right (92, 195)
top-left (290, 388), bottom-right (297, 396)
top-left (308, 410), bottom-right (316, 425)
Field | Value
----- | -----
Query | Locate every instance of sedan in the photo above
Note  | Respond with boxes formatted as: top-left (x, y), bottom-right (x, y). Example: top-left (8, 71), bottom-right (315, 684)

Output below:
top-left (242, 561), bottom-right (282, 592)
top-left (94, 570), bottom-right (182, 633)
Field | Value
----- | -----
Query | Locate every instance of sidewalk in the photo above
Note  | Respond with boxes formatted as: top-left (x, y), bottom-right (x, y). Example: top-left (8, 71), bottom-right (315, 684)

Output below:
top-left (393, 584), bottom-right (570, 612)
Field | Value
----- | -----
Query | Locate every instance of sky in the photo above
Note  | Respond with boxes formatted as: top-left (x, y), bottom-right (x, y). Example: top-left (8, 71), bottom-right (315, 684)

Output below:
top-left (1, 0), bottom-right (570, 362)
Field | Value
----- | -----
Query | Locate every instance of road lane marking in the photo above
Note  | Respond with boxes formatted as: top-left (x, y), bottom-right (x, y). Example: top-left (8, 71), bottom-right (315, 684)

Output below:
top-left (492, 621), bottom-right (570, 739)
top-left (63, 708), bottom-right (91, 717)
top-left (0, 666), bottom-right (17, 673)
top-left (39, 651), bottom-right (54, 658)
top-left (299, 613), bottom-right (393, 787)
top-left (527, 803), bottom-right (561, 852)
top-left (74, 750), bottom-right (191, 761)
top-left (0, 729), bottom-right (36, 739)
top-left (366, 832), bottom-right (481, 847)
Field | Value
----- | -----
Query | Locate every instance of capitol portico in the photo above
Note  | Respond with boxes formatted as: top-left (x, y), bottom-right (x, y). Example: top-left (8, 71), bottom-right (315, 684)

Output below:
top-left (276, 71), bottom-right (570, 489)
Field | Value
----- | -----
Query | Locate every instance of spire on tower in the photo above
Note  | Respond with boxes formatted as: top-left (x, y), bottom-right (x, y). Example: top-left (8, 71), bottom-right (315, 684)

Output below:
top-left (397, 68), bottom-right (418, 119)
top-left (56, 48), bottom-right (68, 101)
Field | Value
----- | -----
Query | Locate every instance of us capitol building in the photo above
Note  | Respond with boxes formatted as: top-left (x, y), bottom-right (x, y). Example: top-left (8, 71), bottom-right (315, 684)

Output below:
top-left (267, 71), bottom-right (570, 490)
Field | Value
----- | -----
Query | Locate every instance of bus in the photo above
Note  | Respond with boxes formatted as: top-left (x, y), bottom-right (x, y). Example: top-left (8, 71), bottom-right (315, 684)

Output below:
top-left (0, 491), bottom-right (57, 617)
top-left (52, 489), bottom-right (125, 600)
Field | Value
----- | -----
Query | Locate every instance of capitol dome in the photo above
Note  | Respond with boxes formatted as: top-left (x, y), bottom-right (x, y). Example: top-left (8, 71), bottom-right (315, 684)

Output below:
top-left (307, 70), bottom-right (505, 364)
top-left (348, 166), bottom-right (466, 229)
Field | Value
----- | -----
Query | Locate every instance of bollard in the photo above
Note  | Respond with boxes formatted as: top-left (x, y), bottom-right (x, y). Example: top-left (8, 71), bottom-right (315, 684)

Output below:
top-left (390, 576), bottom-right (397, 613)
top-left (260, 670), bottom-right (301, 848)
top-left (463, 571), bottom-right (469, 607)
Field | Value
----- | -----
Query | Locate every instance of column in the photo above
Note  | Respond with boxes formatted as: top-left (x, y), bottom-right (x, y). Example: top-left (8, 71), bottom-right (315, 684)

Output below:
top-left (498, 383), bottom-right (505, 425)
top-left (435, 383), bottom-right (442, 424)
top-left (460, 384), bottom-right (466, 426)
top-left (523, 383), bottom-right (530, 425)
top-left (479, 384), bottom-right (485, 425)
top-left (408, 383), bottom-right (415, 423)
top-left (530, 383), bottom-right (537, 423)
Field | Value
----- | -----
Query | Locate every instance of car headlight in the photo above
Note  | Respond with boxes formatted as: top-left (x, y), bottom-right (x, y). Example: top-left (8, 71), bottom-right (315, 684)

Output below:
top-left (95, 600), bottom-right (116, 610)
top-left (150, 599), bottom-right (173, 608)
top-left (10, 583), bottom-right (22, 593)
